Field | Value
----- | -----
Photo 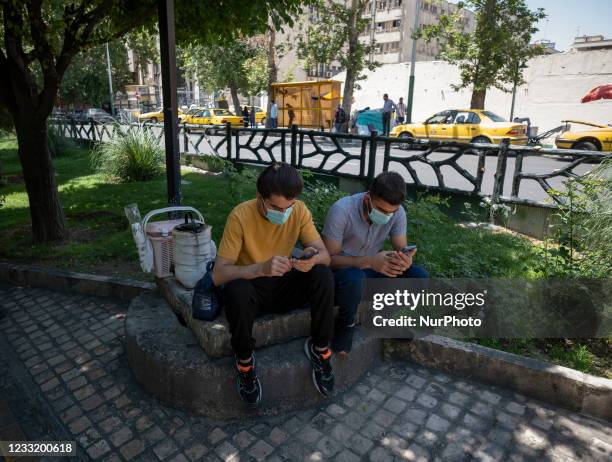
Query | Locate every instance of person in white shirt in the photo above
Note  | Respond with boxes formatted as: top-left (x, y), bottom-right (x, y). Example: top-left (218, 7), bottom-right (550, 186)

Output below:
top-left (396, 97), bottom-right (407, 125)
top-left (270, 100), bottom-right (278, 128)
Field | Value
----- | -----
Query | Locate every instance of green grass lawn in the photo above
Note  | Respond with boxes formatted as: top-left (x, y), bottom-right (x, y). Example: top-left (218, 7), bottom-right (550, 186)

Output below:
top-left (1, 135), bottom-right (608, 377)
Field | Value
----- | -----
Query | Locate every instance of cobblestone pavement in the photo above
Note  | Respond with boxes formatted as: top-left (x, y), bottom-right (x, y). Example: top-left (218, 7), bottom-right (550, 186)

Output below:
top-left (0, 284), bottom-right (610, 462)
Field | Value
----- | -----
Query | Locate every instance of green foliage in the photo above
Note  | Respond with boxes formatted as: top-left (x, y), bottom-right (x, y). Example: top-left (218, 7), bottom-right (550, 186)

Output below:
top-left (47, 125), bottom-right (76, 158)
top-left (90, 128), bottom-right (163, 182)
top-left (59, 41), bottom-right (132, 108)
top-left (549, 344), bottom-right (596, 373)
top-left (179, 38), bottom-right (268, 98)
top-left (300, 170), bottom-right (347, 230)
top-left (532, 159), bottom-right (612, 278)
top-left (297, 0), bottom-right (379, 114)
top-left (418, 0), bottom-right (546, 104)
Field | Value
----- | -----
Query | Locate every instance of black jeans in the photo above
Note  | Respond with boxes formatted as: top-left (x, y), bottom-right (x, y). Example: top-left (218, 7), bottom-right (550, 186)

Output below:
top-left (382, 112), bottom-right (391, 135)
top-left (223, 265), bottom-right (335, 360)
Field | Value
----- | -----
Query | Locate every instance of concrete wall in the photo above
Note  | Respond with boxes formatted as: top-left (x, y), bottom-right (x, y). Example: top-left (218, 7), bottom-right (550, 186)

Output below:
top-left (333, 49), bottom-right (612, 139)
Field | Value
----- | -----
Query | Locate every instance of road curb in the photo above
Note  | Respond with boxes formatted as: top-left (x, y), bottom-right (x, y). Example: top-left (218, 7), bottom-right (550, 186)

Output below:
top-left (386, 335), bottom-right (612, 422)
top-left (0, 262), bottom-right (155, 301)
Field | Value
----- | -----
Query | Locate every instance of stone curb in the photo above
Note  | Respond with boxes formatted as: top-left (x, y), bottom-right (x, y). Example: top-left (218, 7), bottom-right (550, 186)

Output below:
top-left (0, 262), bottom-right (155, 301)
top-left (386, 335), bottom-right (612, 422)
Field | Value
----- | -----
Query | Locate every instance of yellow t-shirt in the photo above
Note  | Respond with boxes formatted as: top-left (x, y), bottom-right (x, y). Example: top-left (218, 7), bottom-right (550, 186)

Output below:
top-left (217, 199), bottom-right (321, 266)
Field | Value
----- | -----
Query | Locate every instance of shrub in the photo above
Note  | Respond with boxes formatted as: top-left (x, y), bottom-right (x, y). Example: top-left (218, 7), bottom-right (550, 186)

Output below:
top-left (48, 125), bottom-right (76, 158)
top-left (91, 127), bottom-right (164, 182)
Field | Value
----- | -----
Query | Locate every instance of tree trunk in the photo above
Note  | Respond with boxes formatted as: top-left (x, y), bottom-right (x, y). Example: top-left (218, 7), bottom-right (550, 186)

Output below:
top-left (470, 88), bottom-right (486, 109)
top-left (14, 119), bottom-right (67, 242)
top-left (340, 0), bottom-right (361, 131)
top-left (228, 83), bottom-right (241, 117)
top-left (265, 26), bottom-right (277, 128)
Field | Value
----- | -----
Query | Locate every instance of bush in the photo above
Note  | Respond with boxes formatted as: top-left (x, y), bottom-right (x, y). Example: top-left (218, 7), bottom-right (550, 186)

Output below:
top-left (48, 125), bottom-right (76, 158)
top-left (91, 127), bottom-right (164, 182)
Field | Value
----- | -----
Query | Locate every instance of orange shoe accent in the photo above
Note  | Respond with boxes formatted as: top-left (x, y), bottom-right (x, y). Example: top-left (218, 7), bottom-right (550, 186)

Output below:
top-left (237, 363), bottom-right (253, 373)
top-left (319, 349), bottom-right (332, 360)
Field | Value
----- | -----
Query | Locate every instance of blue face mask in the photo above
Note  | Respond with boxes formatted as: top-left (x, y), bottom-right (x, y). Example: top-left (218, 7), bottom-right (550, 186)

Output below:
top-left (368, 196), bottom-right (393, 225)
top-left (266, 206), bottom-right (293, 225)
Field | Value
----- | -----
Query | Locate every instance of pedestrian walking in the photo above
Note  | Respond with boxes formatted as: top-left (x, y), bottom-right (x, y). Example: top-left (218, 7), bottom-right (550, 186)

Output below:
top-left (333, 104), bottom-right (347, 133)
top-left (242, 106), bottom-right (250, 128)
top-left (249, 106), bottom-right (257, 128)
top-left (269, 100), bottom-right (278, 128)
top-left (288, 104), bottom-right (296, 127)
top-left (396, 97), bottom-right (406, 125)
top-left (382, 94), bottom-right (396, 136)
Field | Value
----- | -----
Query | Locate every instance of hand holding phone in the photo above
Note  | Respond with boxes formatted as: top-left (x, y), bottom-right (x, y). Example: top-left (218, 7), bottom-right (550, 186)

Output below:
top-left (291, 247), bottom-right (319, 260)
top-left (401, 244), bottom-right (417, 254)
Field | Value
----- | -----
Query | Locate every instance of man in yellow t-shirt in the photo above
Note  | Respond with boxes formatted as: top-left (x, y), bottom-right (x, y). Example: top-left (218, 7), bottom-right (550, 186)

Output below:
top-left (212, 163), bottom-right (335, 407)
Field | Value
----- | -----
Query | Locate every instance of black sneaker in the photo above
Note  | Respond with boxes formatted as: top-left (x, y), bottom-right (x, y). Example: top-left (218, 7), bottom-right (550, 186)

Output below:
top-left (332, 323), bottom-right (355, 355)
top-left (235, 355), bottom-right (262, 407)
top-left (304, 338), bottom-right (334, 396)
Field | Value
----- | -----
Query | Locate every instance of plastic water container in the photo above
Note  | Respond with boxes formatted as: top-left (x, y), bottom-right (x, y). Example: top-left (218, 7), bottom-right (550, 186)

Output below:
top-left (173, 213), bottom-right (212, 289)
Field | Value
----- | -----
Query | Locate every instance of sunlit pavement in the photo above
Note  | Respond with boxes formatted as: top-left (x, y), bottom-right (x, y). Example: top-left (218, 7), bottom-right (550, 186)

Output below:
top-left (0, 284), bottom-right (610, 461)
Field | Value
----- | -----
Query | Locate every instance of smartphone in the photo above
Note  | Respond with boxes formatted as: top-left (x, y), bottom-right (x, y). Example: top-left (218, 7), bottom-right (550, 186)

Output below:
top-left (291, 248), bottom-right (319, 260)
top-left (401, 244), bottom-right (417, 254)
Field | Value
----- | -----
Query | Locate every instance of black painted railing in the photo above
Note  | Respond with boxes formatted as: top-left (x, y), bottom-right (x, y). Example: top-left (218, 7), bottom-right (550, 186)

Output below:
top-left (51, 120), bottom-right (612, 208)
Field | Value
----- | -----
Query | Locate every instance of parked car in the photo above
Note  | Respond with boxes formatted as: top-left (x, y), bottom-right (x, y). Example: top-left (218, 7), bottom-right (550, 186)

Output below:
top-left (73, 108), bottom-right (117, 124)
top-left (231, 106), bottom-right (267, 125)
top-left (183, 108), bottom-right (243, 126)
top-left (390, 109), bottom-right (528, 145)
top-left (137, 107), bottom-right (186, 123)
top-left (555, 120), bottom-right (612, 151)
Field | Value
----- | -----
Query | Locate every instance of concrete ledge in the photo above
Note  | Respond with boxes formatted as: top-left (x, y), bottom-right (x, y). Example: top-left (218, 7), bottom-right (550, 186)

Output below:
top-left (126, 292), bottom-right (381, 418)
top-left (386, 335), bottom-right (612, 422)
top-left (0, 262), bottom-right (155, 301)
top-left (157, 276), bottom-right (366, 358)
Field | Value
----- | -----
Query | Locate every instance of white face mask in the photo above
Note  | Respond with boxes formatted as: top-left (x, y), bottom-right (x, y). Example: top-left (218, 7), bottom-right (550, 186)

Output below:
top-left (367, 195), bottom-right (394, 225)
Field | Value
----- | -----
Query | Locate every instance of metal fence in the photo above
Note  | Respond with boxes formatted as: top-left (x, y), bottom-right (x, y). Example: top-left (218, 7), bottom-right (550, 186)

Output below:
top-left (51, 120), bottom-right (611, 208)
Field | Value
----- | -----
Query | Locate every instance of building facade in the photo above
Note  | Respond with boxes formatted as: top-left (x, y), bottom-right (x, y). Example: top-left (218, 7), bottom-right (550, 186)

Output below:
top-left (276, 0), bottom-right (475, 81)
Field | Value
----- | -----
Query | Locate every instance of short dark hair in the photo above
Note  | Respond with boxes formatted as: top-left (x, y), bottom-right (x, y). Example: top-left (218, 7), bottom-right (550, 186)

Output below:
top-left (383, 93), bottom-right (388, 98)
top-left (370, 172), bottom-right (406, 205)
top-left (257, 163), bottom-right (303, 199)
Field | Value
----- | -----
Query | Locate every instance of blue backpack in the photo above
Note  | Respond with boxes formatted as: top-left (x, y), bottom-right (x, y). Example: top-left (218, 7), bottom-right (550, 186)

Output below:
top-left (192, 261), bottom-right (223, 321)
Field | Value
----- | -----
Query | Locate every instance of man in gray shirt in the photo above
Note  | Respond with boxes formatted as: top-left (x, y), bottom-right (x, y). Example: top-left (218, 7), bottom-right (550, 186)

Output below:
top-left (322, 172), bottom-right (428, 354)
top-left (382, 93), bottom-right (396, 136)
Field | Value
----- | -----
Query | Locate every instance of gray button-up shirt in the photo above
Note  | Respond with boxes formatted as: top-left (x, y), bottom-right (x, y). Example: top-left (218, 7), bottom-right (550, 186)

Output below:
top-left (322, 192), bottom-right (406, 257)
top-left (383, 99), bottom-right (397, 113)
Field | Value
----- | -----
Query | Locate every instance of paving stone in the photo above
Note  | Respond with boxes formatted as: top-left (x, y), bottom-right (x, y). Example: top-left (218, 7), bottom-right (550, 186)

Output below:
top-left (369, 446), bottom-right (394, 462)
top-left (215, 441), bottom-right (239, 462)
top-left (315, 435), bottom-right (342, 457)
top-left (68, 415), bottom-right (92, 434)
top-left (396, 385), bottom-right (417, 402)
top-left (120, 439), bottom-right (145, 459)
top-left (360, 421), bottom-right (386, 440)
top-left (425, 414), bottom-right (451, 433)
top-left (335, 449), bottom-right (361, 462)
top-left (87, 440), bottom-right (112, 460)
top-left (416, 393), bottom-right (438, 409)
top-left (232, 430), bottom-right (256, 449)
top-left (405, 374), bottom-right (426, 389)
top-left (330, 423), bottom-right (353, 443)
top-left (383, 396), bottom-right (407, 414)
top-left (153, 439), bottom-right (179, 460)
top-left (404, 407), bottom-right (428, 425)
top-left (506, 401), bottom-right (526, 415)
top-left (110, 426), bottom-right (133, 448)
top-left (297, 425), bottom-right (322, 444)
top-left (184, 442), bottom-right (208, 461)
top-left (348, 433), bottom-right (374, 455)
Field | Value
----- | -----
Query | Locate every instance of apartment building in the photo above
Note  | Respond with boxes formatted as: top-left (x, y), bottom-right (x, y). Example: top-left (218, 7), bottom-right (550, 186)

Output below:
top-left (276, 0), bottom-right (475, 81)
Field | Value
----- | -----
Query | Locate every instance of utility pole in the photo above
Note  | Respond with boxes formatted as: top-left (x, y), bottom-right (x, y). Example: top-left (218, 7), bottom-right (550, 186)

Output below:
top-left (158, 0), bottom-right (181, 207)
top-left (406, 0), bottom-right (421, 123)
top-left (105, 43), bottom-right (115, 115)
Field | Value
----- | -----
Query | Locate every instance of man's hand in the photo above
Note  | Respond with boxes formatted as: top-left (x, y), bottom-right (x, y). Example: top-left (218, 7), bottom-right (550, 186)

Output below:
top-left (260, 256), bottom-right (292, 277)
top-left (291, 247), bottom-right (318, 273)
top-left (370, 251), bottom-right (405, 277)
top-left (393, 248), bottom-right (415, 272)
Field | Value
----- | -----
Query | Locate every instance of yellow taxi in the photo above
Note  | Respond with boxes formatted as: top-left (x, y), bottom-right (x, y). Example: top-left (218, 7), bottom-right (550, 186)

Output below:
top-left (390, 109), bottom-right (528, 145)
top-left (555, 120), bottom-right (612, 151)
top-left (183, 108), bottom-right (243, 126)
top-left (137, 107), bottom-right (186, 123)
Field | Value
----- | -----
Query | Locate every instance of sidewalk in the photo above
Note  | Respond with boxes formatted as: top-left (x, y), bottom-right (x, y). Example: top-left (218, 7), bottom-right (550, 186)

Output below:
top-left (0, 284), bottom-right (610, 461)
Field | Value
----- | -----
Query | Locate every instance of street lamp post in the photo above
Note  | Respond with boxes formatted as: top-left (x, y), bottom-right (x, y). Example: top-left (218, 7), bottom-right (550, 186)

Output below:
top-left (406, 0), bottom-right (421, 124)
top-left (105, 43), bottom-right (115, 115)
top-left (509, 60), bottom-right (528, 121)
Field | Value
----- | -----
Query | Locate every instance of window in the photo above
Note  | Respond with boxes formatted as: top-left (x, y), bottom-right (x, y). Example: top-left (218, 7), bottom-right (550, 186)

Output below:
top-left (427, 111), bottom-right (455, 124)
top-left (482, 111), bottom-right (506, 122)
top-left (454, 111), bottom-right (481, 124)
top-left (392, 19), bottom-right (401, 29)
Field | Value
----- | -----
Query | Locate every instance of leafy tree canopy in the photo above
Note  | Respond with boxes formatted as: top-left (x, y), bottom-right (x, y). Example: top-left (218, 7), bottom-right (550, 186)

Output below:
top-left (418, 0), bottom-right (546, 107)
